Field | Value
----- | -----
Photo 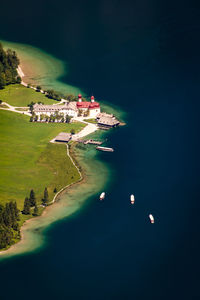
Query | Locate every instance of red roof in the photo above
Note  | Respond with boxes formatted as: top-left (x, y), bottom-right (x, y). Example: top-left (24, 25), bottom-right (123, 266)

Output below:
top-left (89, 102), bottom-right (100, 108)
top-left (78, 94), bottom-right (82, 98)
top-left (77, 101), bottom-right (100, 109)
top-left (91, 96), bottom-right (94, 100)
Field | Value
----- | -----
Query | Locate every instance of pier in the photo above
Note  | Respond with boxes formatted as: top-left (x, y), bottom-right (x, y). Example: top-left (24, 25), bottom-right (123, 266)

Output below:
top-left (77, 139), bottom-right (103, 145)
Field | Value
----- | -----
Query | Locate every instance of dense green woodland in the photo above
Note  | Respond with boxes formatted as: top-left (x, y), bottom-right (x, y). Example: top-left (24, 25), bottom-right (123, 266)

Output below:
top-left (0, 43), bottom-right (21, 89)
top-left (0, 45), bottom-right (83, 250)
top-left (0, 202), bottom-right (20, 249)
top-left (0, 44), bottom-right (21, 249)
top-left (0, 187), bottom-right (51, 249)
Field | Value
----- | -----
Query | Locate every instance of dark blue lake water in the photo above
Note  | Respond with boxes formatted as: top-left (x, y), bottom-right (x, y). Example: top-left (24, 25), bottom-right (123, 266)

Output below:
top-left (0, 0), bottom-right (200, 299)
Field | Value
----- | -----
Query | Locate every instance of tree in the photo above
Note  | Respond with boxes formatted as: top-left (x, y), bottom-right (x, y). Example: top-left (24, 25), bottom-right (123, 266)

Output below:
top-left (0, 73), bottom-right (6, 89)
top-left (13, 201), bottom-right (20, 220)
top-left (27, 101), bottom-right (35, 113)
top-left (6, 49), bottom-right (20, 68)
top-left (45, 89), bottom-right (62, 101)
top-left (0, 44), bottom-right (20, 89)
top-left (0, 225), bottom-right (13, 249)
top-left (42, 187), bottom-right (49, 205)
top-left (40, 114), bottom-right (45, 122)
top-left (78, 109), bottom-right (83, 117)
top-left (70, 128), bottom-right (75, 135)
top-left (29, 189), bottom-right (36, 207)
top-left (44, 115), bottom-right (49, 122)
top-left (13, 222), bottom-right (19, 231)
top-left (65, 115), bottom-right (71, 123)
top-left (65, 94), bottom-right (76, 102)
top-left (84, 109), bottom-right (89, 117)
top-left (3, 203), bottom-right (12, 227)
top-left (16, 76), bottom-right (21, 83)
top-left (33, 203), bottom-right (39, 216)
top-left (22, 197), bottom-right (30, 215)
top-left (53, 188), bottom-right (57, 193)
top-left (49, 114), bottom-right (53, 122)
top-left (36, 85), bottom-right (41, 92)
top-left (0, 200), bottom-right (20, 249)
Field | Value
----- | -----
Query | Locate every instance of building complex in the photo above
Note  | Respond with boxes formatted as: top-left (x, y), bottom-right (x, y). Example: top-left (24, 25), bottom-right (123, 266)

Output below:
top-left (33, 94), bottom-right (100, 120)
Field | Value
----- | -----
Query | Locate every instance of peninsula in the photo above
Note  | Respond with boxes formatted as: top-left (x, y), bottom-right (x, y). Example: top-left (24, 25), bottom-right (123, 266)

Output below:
top-left (0, 42), bottom-right (121, 252)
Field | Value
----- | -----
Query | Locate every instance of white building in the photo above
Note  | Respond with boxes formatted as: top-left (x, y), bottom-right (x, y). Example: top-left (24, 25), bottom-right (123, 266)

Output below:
top-left (76, 95), bottom-right (101, 118)
top-left (33, 102), bottom-right (78, 119)
top-left (33, 95), bottom-right (101, 120)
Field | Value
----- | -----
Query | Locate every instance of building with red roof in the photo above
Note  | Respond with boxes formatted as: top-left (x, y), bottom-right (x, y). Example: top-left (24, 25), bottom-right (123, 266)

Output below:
top-left (76, 95), bottom-right (100, 117)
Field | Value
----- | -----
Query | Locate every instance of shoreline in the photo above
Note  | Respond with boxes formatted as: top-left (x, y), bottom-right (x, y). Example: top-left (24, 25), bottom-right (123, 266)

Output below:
top-left (0, 56), bottom-right (87, 256)
top-left (0, 143), bottom-right (85, 257)
top-left (0, 42), bottom-right (123, 258)
top-left (0, 131), bottom-right (111, 258)
top-left (0, 62), bottom-right (98, 257)
top-left (1, 39), bottom-right (82, 95)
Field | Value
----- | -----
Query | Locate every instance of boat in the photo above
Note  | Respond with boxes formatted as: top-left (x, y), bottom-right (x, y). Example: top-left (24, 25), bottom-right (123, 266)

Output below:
top-left (130, 194), bottom-right (135, 204)
top-left (149, 214), bottom-right (154, 224)
top-left (96, 146), bottom-right (114, 152)
top-left (100, 192), bottom-right (105, 200)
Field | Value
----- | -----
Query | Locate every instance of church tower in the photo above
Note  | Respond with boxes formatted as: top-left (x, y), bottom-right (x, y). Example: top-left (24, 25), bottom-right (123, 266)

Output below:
top-left (78, 94), bottom-right (82, 102)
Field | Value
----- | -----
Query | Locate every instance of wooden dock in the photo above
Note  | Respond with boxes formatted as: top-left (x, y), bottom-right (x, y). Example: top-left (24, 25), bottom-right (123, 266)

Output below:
top-left (97, 125), bottom-right (110, 130)
top-left (86, 139), bottom-right (103, 145)
top-left (76, 139), bottom-right (103, 145)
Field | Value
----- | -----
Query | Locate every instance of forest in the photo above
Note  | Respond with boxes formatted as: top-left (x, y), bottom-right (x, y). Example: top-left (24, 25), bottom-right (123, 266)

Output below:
top-left (0, 43), bottom-right (21, 89)
top-left (0, 202), bottom-right (20, 249)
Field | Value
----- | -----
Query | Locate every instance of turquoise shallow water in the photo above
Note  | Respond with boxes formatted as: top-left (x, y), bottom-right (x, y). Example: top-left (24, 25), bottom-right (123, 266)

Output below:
top-left (0, 0), bottom-right (200, 299)
top-left (1, 40), bottom-right (82, 95)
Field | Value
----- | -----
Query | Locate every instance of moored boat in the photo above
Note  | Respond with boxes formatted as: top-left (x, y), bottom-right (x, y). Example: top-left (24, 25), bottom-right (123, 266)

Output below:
top-left (100, 192), bottom-right (105, 200)
top-left (130, 194), bottom-right (135, 204)
top-left (149, 214), bottom-right (154, 224)
top-left (96, 146), bottom-right (114, 152)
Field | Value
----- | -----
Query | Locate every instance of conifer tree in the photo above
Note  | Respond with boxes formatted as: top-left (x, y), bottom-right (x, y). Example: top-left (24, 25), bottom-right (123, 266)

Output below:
top-left (0, 201), bottom-right (20, 249)
top-left (33, 203), bottom-right (39, 216)
top-left (53, 187), bottom-right (57, 193)
top-left (29, 189), bottom-right (36, 207)
top-left (42, 187), bottom-right (49, 205)
top-left (0, 225), bottom-right (13, 249)
top-left (23, 197), bottom-right (30, 215)
top-left (3, 203), bottom-right (12, 227)
top-left (13, 201), bottom-right (20, 220)
top-left (0, 43), bottom-right (20, 89)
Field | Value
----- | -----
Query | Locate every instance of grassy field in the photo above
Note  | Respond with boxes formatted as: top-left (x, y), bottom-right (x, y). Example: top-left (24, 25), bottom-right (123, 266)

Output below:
top-left (0, 110), bottom-right (85, 210)
top-left (15, 107), bottom-right (29, 111)
top-left (0, 104), bottom-right (9, 108)
top-left (83, 118), bottom-right (97, 124)
top-left (0, 84), bottom-right (59, 106)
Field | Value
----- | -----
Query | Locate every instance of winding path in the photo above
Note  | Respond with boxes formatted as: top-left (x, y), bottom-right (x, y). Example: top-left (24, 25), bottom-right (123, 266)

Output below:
top-left (0, 102), bottom-right (31, 116)
top-left (51, 144), bottom-right (82, 204)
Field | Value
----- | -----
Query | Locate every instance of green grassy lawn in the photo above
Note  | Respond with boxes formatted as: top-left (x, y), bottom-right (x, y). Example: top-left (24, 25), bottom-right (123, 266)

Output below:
top-left (0, 84), bottom-right (59, 106)
top-left (0, 104), bottom-right (9, 108)
top-left (0, 110), bottom-right (85, 210)
top-left (83, 118), bottom-right (97, 124)
top-left (15, 107), bottom-right (29, 111)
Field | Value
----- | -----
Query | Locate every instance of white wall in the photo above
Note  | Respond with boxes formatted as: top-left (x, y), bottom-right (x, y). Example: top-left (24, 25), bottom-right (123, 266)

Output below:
top-left (34, 109), bottom-right (78, 118)
top-left (89, 108), bottom-right (101, 118)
